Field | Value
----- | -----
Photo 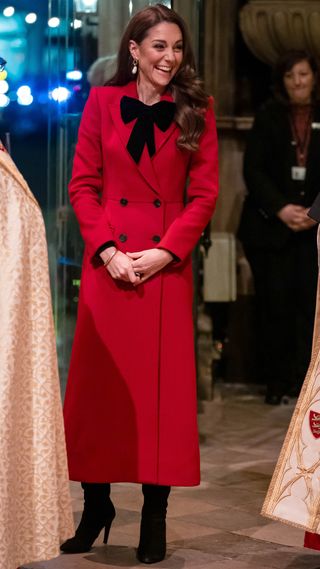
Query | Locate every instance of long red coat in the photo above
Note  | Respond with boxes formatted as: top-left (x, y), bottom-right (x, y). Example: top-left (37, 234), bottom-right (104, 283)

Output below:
top-left (64, 81), bottom-right (219, 486)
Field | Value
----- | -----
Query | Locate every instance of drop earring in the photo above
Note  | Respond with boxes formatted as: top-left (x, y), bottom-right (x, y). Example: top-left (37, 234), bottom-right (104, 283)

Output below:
top-left (132, 58), bottom-right (138, 75)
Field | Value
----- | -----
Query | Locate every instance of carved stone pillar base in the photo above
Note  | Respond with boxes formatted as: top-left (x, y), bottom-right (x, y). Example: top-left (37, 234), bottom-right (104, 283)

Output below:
top-left (240, 0), bottom-right (320, 65)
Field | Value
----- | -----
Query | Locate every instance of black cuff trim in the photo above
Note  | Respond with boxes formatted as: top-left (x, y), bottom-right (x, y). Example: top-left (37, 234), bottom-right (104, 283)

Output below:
top-left (95, 241), bottom-right (116, 258)
top-left (158, 247), bottom-right (180, 263)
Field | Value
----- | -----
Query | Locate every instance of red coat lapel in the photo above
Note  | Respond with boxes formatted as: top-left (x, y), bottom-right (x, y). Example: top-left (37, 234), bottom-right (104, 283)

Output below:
top-left (154, 90), bottom-right (178, 155)
top-left (108, 82), bottom-right (177, 195)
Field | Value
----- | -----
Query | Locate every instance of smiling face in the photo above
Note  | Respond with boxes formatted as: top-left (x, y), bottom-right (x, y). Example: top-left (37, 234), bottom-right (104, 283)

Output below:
top-left (129, 22), bottom-right (183, 93)
top-left (283, 59), bottom-right (315, 105)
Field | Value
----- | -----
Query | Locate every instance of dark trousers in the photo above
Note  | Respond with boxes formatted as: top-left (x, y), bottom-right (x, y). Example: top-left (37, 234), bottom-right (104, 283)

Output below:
top-left (244, 232), bottom-right (318, 397)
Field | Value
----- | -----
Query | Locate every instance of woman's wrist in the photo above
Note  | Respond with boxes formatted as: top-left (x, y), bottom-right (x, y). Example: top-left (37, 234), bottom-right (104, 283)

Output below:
top-left (158, 248), bottom-right (174, 262)
top-left (100, 246), bottom-right (117, 265)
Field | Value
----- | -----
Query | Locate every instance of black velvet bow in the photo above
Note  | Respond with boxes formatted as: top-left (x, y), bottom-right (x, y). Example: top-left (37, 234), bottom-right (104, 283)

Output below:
top-left (120, 95), bottom-right (176, 164)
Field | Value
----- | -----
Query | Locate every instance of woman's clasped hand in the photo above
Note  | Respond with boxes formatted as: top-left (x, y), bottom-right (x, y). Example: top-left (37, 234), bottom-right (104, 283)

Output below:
top-left (277, 204), bottom-right (317, 231)
top-left (100, 247), bottom-right (173, 285)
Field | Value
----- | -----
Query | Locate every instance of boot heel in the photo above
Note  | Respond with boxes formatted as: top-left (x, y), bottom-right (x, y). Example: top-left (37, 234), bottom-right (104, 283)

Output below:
top-left (60, 483), bottom-right (115, 554)
top-left (103, 515), bottom-right (114, 544)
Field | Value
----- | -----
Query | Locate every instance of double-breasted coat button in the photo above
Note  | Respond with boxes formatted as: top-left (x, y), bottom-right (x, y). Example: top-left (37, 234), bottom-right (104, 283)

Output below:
top-left (152, 235), bottom-right (161, 243)
top-left (120, 198), bottom-right (128, 206)
top-left (119, 233), bottom-right (127, 243)
top-left (153, 199), bottom-right (161, 208)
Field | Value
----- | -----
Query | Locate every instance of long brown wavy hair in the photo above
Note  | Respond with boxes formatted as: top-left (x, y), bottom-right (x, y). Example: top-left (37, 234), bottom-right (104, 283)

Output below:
top-left (106, 3), bottom-right (209, 152)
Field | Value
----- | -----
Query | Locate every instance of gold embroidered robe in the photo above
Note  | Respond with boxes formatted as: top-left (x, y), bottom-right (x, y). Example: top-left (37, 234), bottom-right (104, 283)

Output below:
top-left (0, 142), bottom-right (74, 569)
top-left (262, 227), bottom-right (320, 532)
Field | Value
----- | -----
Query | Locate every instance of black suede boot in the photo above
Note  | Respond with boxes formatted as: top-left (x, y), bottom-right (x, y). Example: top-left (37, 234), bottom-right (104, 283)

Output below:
top-left (137, 484), bottom-right (171, 564)
top-left (60, 482), bottom-right (115, 553)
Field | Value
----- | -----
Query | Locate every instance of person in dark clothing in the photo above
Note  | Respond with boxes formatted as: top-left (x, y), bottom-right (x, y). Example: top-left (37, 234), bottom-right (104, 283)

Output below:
top-left (238, 50), bottom-right (320, 404)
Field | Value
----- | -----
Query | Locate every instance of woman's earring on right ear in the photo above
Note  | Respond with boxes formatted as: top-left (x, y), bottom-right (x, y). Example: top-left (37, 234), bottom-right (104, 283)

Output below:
top-left (132, 59), bottom-right (138, 75)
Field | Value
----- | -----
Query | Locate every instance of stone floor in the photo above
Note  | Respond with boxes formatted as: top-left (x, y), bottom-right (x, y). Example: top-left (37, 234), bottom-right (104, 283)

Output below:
top-left (22, 382), bottom-right (320, 569)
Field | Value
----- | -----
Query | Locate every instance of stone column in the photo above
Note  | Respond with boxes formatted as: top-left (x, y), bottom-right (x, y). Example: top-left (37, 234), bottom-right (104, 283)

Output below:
top-left (202, 0), bottom-right (247, 234)
top-left (172, 0), bottom-right (200, 61)
top-left (204, 0), bottom-right (238, 116)
top-left (98, 0), bottom-right (169, 58)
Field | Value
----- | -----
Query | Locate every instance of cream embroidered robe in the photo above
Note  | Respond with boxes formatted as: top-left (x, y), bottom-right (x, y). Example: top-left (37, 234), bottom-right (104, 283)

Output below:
top-left (0, 142), bottom-right (74, 569)
top-left (262, 227), bottom-right (320, 532)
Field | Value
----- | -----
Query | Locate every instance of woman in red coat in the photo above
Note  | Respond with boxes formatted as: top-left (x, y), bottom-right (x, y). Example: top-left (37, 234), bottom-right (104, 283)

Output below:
top-left (61, 4), bottom-right (219, 563)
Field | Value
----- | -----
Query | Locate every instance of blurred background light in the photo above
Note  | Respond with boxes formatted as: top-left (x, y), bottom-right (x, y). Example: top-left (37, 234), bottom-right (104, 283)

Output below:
top-left (51, 86), bottom-right (71, 103)
top-left (0, 80), bottom-right (9, 94)
top-left (17, 94), bottom-right (33, 106)
top-left (48, 17), bottom-right (60, 28)
top-left (72, 18), bottom-right (82, 29)
top-left (17, 93), bottom-right (33, 106)
top-left (25, 12), bottom-right (37, 24)
top-left (10, 39), bottom-right (24, 48)
top-left (3, 6), bottom-right (15, 17)
top-left (17, 85), bottom-right (31, 98)
top-left (17, 85), bottom-right (33, 106)
top-left (74, 0), bottom-right (97, 14)
top-left (66, 70), bottom-right (82, 81)
top-left (0, 93), bottom-right (10, 107)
